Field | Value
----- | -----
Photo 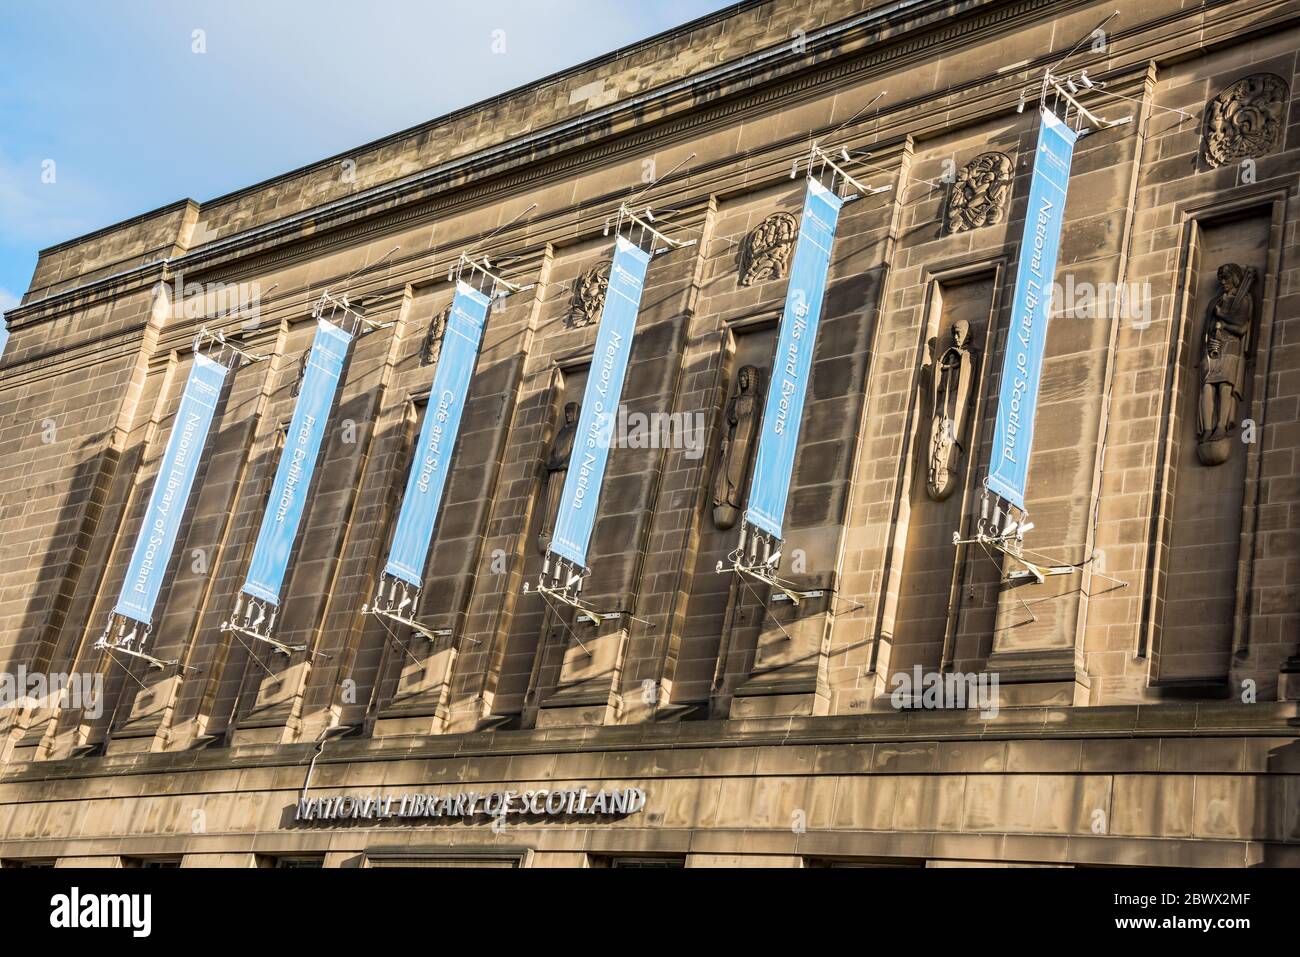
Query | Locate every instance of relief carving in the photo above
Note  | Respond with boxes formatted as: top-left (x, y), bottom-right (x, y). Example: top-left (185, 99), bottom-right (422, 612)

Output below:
top-left (945, 152), bottom-right (1013, 234)
top-left (290, 347), bottom-right (311, 398)
top-left (567, 260), bottom-right (613, 328)
top-left (1197, 263), bottom-right (1258, 466)
top-left (739, 212), bottom-right (797, 286)
top-left (1202, 74), bottom-right (1289, 168)
top-left (420, 305), bottom-right (450, 367)
top-left (711, 365), bottom-right (763, 529)
top-left (922, 320), bottom-right (977, 501)
top-left (537, 400), bottom-right (581, 552)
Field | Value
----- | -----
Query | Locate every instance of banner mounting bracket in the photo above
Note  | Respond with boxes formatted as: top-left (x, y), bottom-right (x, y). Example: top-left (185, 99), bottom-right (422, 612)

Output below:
top-left (220, 621), bottom-right (308, 657)
top-left (94, 636), bottom-right (179, 672)
top-left (95, 615), bottom-right (192, 673)
top-left (360, 605), bottom-right (454, 641)
top-left (952, 529), bottom-right (1075, 585)
top-left (721, 558), bottom-right (823, 606)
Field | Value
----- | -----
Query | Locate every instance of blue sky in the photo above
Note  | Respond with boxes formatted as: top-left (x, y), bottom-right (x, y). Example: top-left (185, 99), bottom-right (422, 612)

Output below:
top-left (0, 0), bottom-right (735, 314)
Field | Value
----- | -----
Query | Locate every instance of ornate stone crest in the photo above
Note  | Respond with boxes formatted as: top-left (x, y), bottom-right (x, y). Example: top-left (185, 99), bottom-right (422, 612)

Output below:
top-left (1202, 74), bottom-right (1289, 168)
top-left (739, 212), bottom-right (798, 286)
top-left (567, 260), bottom-right (613, 328)
top-left (945, 152), bottom-right (1014, 234)
top-left (420, 304), bottom-right (450, 367)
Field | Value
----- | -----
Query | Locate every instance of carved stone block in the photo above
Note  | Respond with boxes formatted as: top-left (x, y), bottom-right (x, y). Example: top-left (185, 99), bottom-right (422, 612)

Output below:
top-left (290, 347), bottom-right (310, 398)
top-left (739, 212), bottom-right (797, 286)
top-left (1202, 74), bottom-right (1289, 169)
top-left (567, 260), bottom-right (612, 328)
top-left (944, 151), bottom-right (1013, 234)
top-left (420, 304), bottom-right (450, 367)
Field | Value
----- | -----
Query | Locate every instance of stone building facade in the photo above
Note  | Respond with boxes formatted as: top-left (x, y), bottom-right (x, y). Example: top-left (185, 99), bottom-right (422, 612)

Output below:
top-left (0, 0), bottom-right (1297, 867)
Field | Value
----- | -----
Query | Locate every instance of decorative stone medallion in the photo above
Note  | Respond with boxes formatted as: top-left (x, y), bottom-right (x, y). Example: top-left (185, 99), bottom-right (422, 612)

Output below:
top-left (944, 151), bottom-right (1014, 234)
top-left (421, 304), bottom-right (450, 367)
top-left (1202, 74), bottom-right (1289, 168)
top-left (567, 259), bottom-right (613, 328)
top-left (739, 212), bottom-right (798, 286)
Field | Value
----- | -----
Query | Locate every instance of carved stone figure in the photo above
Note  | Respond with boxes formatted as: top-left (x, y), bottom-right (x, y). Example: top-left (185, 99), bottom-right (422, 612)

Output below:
top-left (1197, 263), bottom-right (1257, 466)
top-left (711, 365), bottom-right (763, 529)
top-left (537, 401), bottom-right (581, 553)
top-left (1202, 74), bottom-right (1289, 168)
top-left (923, 320), bottom-right (977, 501)
top-left (290, 347), bottom-right (311, 398)
top-left (945, 152), bottom-right (1014, 234)
top-left (567, 260), bottom-right (613, 327)
top-left (739, 212), bottom-right (797, 286)
top-left (420, 305), bottom-right (449, 367)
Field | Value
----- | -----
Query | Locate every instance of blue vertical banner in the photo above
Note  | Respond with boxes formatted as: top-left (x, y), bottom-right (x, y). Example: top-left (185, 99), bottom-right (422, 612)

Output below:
top-left (985, 108), bottom-right (1076, 511)
top-left (114, 353), bottom-right (227, 624)
top-left (241, 319), bottom-right (353, 605)
top-left (384, 282), bottom-right (491, 586)
top-left (746, 178), bottom-right (844, 540)
top-left (548, 236), bottom-right (650, 568)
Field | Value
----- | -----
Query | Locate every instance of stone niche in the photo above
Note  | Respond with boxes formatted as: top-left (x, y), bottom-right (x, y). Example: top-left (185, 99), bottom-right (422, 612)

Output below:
top-left (351, 395), bottom-right (422, 734)
top-left (491, 364), bottom-right (588, 722)
top-left (880, 272), bottom-right (999, 695)
top-left (675, 322), bottom-right (776, 709)
top-left (372, 391), bottom-right (455, 728)
top-left (1151, 210), bottom-right (1271, 687)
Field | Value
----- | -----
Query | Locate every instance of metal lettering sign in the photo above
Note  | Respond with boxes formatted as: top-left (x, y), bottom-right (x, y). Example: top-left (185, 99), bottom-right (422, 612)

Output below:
top-left (548, 236), bottom-right (650, 568)
top-left (113, 353), bottom-right (227, 624)
top-left (746, 178), bottom-right (843, 540)
top-left (986, 108), bottom-right (1076, 511)
top-left (385, 282), bottom-right (491, 586)
top-left (242, 319), bottom-right (352, 605)
top-left (294, 787), bottom-right (647, 823)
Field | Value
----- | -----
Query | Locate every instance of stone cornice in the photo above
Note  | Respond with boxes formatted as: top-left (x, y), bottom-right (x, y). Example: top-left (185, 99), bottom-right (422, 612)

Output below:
top-left (1, 701), bottom-right (1295, 786)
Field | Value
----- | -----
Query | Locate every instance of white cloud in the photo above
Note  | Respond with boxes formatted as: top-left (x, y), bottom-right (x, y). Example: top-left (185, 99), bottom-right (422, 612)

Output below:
top-left (0, 287), bottom-right (18, 316)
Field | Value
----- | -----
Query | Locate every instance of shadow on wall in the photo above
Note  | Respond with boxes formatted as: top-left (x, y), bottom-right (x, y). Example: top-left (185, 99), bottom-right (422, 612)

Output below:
top-left (1255, 738), bottom-right (1300, 866)
top-left (1, 432), bottom-right (117, 680)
